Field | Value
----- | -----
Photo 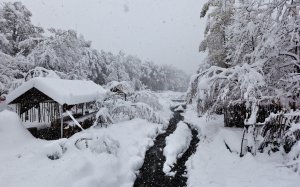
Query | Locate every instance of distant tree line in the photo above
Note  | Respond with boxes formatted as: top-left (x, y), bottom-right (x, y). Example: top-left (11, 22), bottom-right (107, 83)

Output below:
top-left (0, 2), bottom-right (189, 96)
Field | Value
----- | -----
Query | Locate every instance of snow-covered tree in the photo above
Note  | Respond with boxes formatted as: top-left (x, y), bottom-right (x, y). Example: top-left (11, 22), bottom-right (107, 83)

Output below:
top-left (106, 51), bottom-right (130, 82)
top-left (27, 29), bottom-right (94, 80)
top-left (188, 0), bottom-right (300, 114)
top-left (199, 0), bottom-right (234, 68)
top-left (24, 66), bottom-right (62, 81)
top-left (123, 55), bottom-right (143, 90)
top-left (0, 51), bottom-right (32, 95)
top-left (0, 2), bottom-right (44, 56)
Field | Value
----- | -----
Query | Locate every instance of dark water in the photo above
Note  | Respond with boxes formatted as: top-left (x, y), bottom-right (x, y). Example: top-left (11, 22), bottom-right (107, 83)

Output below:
top-left (134, 106), bottom-right (200, 187)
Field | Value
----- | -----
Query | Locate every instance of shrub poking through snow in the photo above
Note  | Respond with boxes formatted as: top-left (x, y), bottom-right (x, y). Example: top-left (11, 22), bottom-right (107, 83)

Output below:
top-left (47, 152), bottom-right (61, 160)
top-left (74, 135), bottom-right (120, 156)
top-left (163, 122), bottom-right (192, 176)
top-left (259, 111), bottom-right (300, 154)
top-left (43, 141), bottom-right (66, 160)
top-left (89, 136), bottom-right (120, 155)
top-left (283, 121), bottom-right (300, 153)
top-left (74, 137), bottom-right (91, 150)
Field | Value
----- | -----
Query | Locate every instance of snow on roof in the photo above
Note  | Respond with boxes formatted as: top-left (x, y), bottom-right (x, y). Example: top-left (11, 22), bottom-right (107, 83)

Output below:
top-left (6, 77), bottom-right (106, 105)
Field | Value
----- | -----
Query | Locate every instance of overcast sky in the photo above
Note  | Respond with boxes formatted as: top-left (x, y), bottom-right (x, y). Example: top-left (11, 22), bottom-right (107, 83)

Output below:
top-left (1, 0), bottom-right (207, 74)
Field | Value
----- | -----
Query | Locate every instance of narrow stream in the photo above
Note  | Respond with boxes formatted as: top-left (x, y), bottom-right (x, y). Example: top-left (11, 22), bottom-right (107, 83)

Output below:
top-left (134, 105), bottom-right (199, 187)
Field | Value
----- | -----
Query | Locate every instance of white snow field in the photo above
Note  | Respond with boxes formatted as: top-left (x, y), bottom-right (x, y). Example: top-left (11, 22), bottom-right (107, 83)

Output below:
top-left (0, 110), bottom-right (164, 187)
top-left (184, 108), bottom-right (300, 187)
top-left (163, 121), bottom-right (192, 176)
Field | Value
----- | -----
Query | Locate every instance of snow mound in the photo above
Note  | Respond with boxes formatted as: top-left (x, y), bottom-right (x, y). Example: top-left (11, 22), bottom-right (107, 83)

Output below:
top-left (0, 110), bottom-right (33, 148)
top-left (163, 121), bottom-right (192, 175)
top-left (175, 105), bottom-right (184, 112)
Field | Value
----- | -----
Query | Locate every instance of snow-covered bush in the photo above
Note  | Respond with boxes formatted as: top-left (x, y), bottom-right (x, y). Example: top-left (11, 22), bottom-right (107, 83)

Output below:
top-left (130, 90), bottom-right (162, 111)
top-left (187, 64), bottom-right (265, 115)
top-left (132, 102), bottom-right (165, 124)
top-left (94, 86), bottom-right (165, 124)
top-left (93, 108), bottom-right (113, 127)
top-left (110, 101), bottom-right (164, 124)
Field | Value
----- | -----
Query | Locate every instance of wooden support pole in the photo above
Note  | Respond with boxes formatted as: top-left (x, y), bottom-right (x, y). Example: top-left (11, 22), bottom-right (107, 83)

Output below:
top-left (60, 105), bottom-right (63, 139)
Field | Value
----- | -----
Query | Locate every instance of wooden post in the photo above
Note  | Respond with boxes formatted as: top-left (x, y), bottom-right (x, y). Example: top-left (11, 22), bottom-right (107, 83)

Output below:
top-left (60, 105), bottom-right (63, 138)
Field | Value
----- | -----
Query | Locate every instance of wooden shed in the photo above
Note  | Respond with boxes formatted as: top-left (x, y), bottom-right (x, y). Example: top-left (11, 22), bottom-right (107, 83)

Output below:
top-left (6, 77), bottom-right (106, 139)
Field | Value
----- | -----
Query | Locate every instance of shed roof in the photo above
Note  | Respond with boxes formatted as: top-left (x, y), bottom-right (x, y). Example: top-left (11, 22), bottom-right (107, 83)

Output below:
top-left (6, 77), bottom-right (106, 105)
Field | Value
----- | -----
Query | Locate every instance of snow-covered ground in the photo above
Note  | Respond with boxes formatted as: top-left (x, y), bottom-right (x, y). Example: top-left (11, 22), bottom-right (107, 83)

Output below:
top-left (0, 110), bottom-right (164, 187)
top-left (184, 107), bottom-right (300, 187)
top-left (163, 121), bottom-right (192, 176)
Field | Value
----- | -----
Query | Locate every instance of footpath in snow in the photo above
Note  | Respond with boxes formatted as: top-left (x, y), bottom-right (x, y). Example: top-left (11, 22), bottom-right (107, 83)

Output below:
top-left (134, 104), bottom-right (200, 187)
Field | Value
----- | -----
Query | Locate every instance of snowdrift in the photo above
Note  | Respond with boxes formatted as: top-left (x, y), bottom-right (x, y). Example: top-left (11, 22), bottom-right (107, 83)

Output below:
top-left (0, 110), bottom-right (33, 148)
top-left (163, 121), bottom-right (192, 176)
